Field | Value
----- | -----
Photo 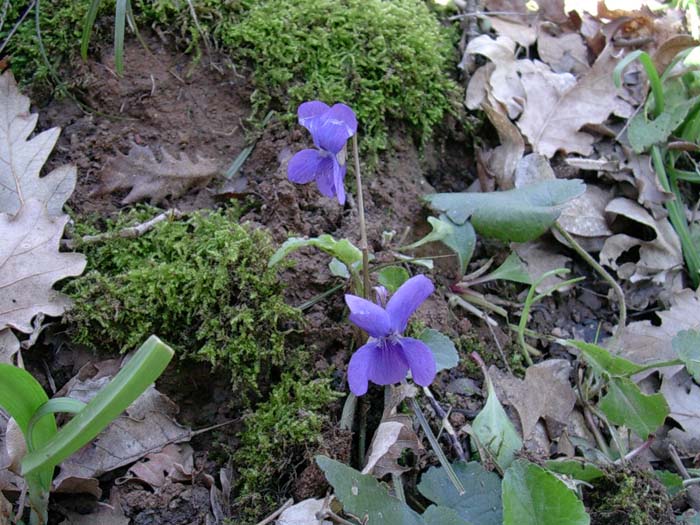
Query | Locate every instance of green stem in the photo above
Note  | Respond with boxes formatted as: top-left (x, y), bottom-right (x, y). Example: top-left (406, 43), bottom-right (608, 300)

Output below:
top-left (553, 224), bottom-right (627, 346)
top-left (408, 393), bottom-right (465, 495)
top-left (652, 146), bottom-right (700, 288)
top-left (352, 134), bottom-right (371, 299)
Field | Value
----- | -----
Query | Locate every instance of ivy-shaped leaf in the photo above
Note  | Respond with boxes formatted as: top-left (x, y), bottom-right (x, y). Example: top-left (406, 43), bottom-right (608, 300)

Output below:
top-left (673, 329), bottom-right (700, 383)
top-left (599, 377), bottom-right (669, 440)
top-left (406, 215), bottom-right (476, 274)
top-left (419, 329), bottom-right (459, 373)
top-left (269, 234), bottom-right (362, 268)
top-left (567, 340), bottom-right (646, 377)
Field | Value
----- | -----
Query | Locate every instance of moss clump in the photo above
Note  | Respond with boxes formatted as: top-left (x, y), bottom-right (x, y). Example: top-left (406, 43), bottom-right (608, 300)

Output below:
top-left (142, 0), bottom-right (459, 155)
top-left (233, 372), bottom-right (342, 521)
top-left (1, 0), bottom-right (111, 92)
top-left (64, 206), bottom-right (300, 397)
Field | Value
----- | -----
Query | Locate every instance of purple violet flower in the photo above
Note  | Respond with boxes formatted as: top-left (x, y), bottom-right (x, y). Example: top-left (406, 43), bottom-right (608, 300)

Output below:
top-left (287, 101), bottom-right (357, 205)
top-left (344, 275), bottom-right (437, 396)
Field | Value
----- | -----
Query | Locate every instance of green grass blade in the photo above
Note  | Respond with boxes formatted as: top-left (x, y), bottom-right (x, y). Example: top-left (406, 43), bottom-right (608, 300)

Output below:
top-left (613, 50), bottom-right (664, 118)
top-left (114, 0), bottom-right (127, 75)
top-left (80, 0), bottom-right (102, 61)
top-left (21, 335), bottom-right (174, 476)
top-left (126, 0), bottom-right (149, 54)
top-left (27, 398), bottom-right (86, 451)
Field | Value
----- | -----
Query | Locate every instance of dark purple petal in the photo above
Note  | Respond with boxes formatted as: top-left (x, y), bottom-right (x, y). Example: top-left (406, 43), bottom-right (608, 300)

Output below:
top-left (368, 339), bottom-right (410, 385)
top-left (315, 104), bottom-right (358, 153)
top-left (345, 294), bottom-right (391, 338)
top-left (287, 149), bottom-right (322, 184)
top-left (347, 340), bottom-right (378, 396)
top-left (386, 275), bottom-right (434, 333)
top-left (398, 337), bottom-right (437, 387)
top-left (298, 101), bottom-right (331, 141)
top-left (315, 157), bottom-right (336, 198)
top-left (333, 158), bottom-right (346, 205)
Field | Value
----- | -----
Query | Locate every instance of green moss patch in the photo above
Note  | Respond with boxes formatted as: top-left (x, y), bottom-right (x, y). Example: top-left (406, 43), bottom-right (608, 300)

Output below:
top-left (64, 206), bottom-right (300, 397)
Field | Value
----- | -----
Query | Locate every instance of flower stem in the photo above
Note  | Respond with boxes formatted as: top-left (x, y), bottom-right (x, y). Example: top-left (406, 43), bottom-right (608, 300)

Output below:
top-left (407, 393), bottom-right (465, 495)
top-left (352, 134), bottom-right (371, 298)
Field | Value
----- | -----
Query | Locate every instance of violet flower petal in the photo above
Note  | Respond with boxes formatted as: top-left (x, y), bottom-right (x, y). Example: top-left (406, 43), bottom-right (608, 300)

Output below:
top-left (315, 158), bottom-right (337, 198)
top-left (386, 275), bottom-right (435, 333)
top-left (398, 337), bottom-right (437, 387)
top-left (367, 339), bottom-right (410, 385)
top-left (347, 339), bottom-right (378, 396)
top-left (345, 294), bottom-right (392, 338)
top-left (315, 103), bottom-right (358, 153)
top-left (333, 158), bottom-right (346, 205)
top-left (298, 100), bottom-right (331, 141)
top-left (287, 149), bottom-right (323, 184)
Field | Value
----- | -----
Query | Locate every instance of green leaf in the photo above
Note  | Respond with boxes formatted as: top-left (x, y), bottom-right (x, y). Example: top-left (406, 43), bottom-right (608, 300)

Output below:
top-left (599, 376), bottom-right (669, 440)
top-left (316, 456), bottom-right (426, 525)
top-left (377, 266), bottom-right (410, 293)
top-left (423, 505), bottom-right (471, 525)
top-left (418, 461), bottom-right (502, 525)
top-left (655, 470), bottom-right (684, 497)
top-left (22, 336), bottom-right (174, 476)
top-left (567, 340), bottom-right (646, 377)
top-left (328, 258), bottom-right (350, 279)
top-left (486, 252), bottom-right (532, 284)
top-left (628, 94), bottom-right (700, 153)
top-left (406, 215), bottom-right (476, 274)
top-left (27, 398), bottom-right (86, 450)
top-left (0, 364), bottom-right (56, 492)
top-left (472, 369), bottom-right (522, 470)
top-left (502, 460), bottom-right (590, 525)
top-left (424, 180), bottom-right (585, 242)
top-left (544, 459), bottom-right (605, 483)
top-left (269, 234), bottom-right (362, 269)
top-left (80, 0), bottom-right (103, 60)
top-left (673, 329), bottom-right (700, 383)
top-left (419, 328), bottom-right (459, 373)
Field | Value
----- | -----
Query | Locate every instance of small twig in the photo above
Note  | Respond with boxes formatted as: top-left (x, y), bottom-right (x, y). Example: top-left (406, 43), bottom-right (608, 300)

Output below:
top-left (616, 436), bottom-right (654, 464)
top-left (575, 363), bottom-right (613, 459)
top-left (62, 209), bottom-right (182, 249)
top-left (255, 498), bottom-right (293, 525)
top-left (485, 320), bottom-right (513, 374)
top-left (423, 386), bottom-right (466, 461)
top-left (317, 493), bottom-right (358, 525)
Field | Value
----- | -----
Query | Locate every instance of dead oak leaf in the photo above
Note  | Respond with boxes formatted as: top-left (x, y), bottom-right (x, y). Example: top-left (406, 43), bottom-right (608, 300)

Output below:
top-left (517, 45), bottom-right (631, 158)
top-left (0, 199), bottom-right (86, 333)
top-left (96, 144), bottom-right (221, 205)
top-left (0, 71), bottom-right (76, 217)
top-left (362, 414), bottom-right (422, 478)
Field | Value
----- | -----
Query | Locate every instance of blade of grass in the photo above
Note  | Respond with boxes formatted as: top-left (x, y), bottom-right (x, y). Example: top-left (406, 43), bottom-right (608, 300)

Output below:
top-left (22, 335), bottom-right (174, 476)
top-left (27, 398), bottom-right (86, 451)
top-left (114, 0), bottom-right (127, 75)
top-left (80, 0), bottom-right (102, 60)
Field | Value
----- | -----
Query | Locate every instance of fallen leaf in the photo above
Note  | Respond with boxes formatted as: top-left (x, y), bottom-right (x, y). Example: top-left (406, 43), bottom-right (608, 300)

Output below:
top-left (537, 24), bottom-right (589, 76)
top-left (483, 103), bottom-right (525, 189)
top-left (465, 63), bottom-right (495, 110)
top-left (277, 498), bottom-right (331, 525)
top-left (486, 16), bottom-right (537, 48)
top-left (556, 184), bottom-right (613, 239)
top-left (617, 288), bottom-right (700, 379)
top-left (624, 150), bottom-right (673, 217)
top-left (0, 329), bottom-right (19, 364)
top-left (517, 45), bottom-right (632, 157)
top-left (0, 199), bottom-right (86, 334)
top-left (653, 35), bottom-right (697, 74)
top-left (660, 369), bottom-right (700, 454)
top-left (600, 198), bottom-right (682, 285)
top-left (121, 443), bottom-right (194, 488)
top-left (0, 71), bottom-right (76, 217)
top-left (96, 144), bottom-right (221, 205)
top-left (59, 503), bottom-right (129, 525)
top-left (513, 239), bottom-right (573, 293)
top-left (490, 361), bottom-right (576, 440)
top-left (362, 415), bottom-right (422, 478)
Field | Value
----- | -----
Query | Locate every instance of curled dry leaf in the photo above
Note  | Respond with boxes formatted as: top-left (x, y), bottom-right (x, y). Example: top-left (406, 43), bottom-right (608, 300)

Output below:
top-left (486, 16), bottom-right (537, 48)
top-left (0, 199), bottom-right (86, 334)
top-left (600, 198), bottom-right (682, 285)
top-left (121, 443), bottom-right (194, 489)
top-left (362, 415), bottom-right (422, 478)
top-left (96, 144), bottom-right (221, 205)
top-left (536, 23), bottom-right (589, 76)
top-left (0, 72), bottom-right (76, 217)
top-left (482, 103), bottom-right (524, 189)
top-left (0, 328), bottom-right (19, 364)
top-left (660, 369), bottom-right (700, 454)
top-left (276, 498), bottom-right (331, 525)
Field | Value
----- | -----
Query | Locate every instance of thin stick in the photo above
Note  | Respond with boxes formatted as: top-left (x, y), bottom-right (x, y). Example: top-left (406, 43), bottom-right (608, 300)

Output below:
top-left (255, 498), bottom-right (293, 525)
top-left (553, 223), bottom-right (627, 346)
top-left (62, 209), bottom-right (182, 249)
top-left (423, 386), bottom-right (466, 461)
top-left (352, 134), bottom-right (371, 298)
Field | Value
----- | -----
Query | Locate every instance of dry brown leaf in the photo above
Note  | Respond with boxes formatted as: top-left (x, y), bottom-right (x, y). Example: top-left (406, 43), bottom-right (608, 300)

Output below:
top-left (600, 198), bottom-right (682, 285)
top-left (0, 329), bottom-right (19, 364)
top-left (617, 288), bottom-right (700, 379)
top-left (0, 199), bottom-right (86, 334)
top-left (517, 45), bottom-right (631, 157)
top-left (557, 184), bottom-right (612, 239)
top-left (59, 503), bottom-right (129, 525)
top-left (625, 151), bottom-right (673, 218)
top-left (277, 499), bottom-right (331, 525)
top-left (0, 72), bottom-right (76, 217)
top-left (465, 63), bottom-right (495, 110)
top-left (653, 35), bottom-right (698, 74)
top-left (513, 239), bottom-right (573, 293)
top-left (490, 360), bottom-right (576, 440)
top-left (537, 24), bottom-right (589, 76)
top-left (362, 415), bottom-right (422, 478)
top-left (0, 490), bottom-right (12, 523)
top-left (482, 103), bottom-right (524, 189)
top-left (486, 16), bottom-right (537, 48)
top-left (96, 144), bottom-right (220, 205)
top-left (121, 443), bottom-right (194, 488)
top-left (660, 369), bottom-right (700, 454)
